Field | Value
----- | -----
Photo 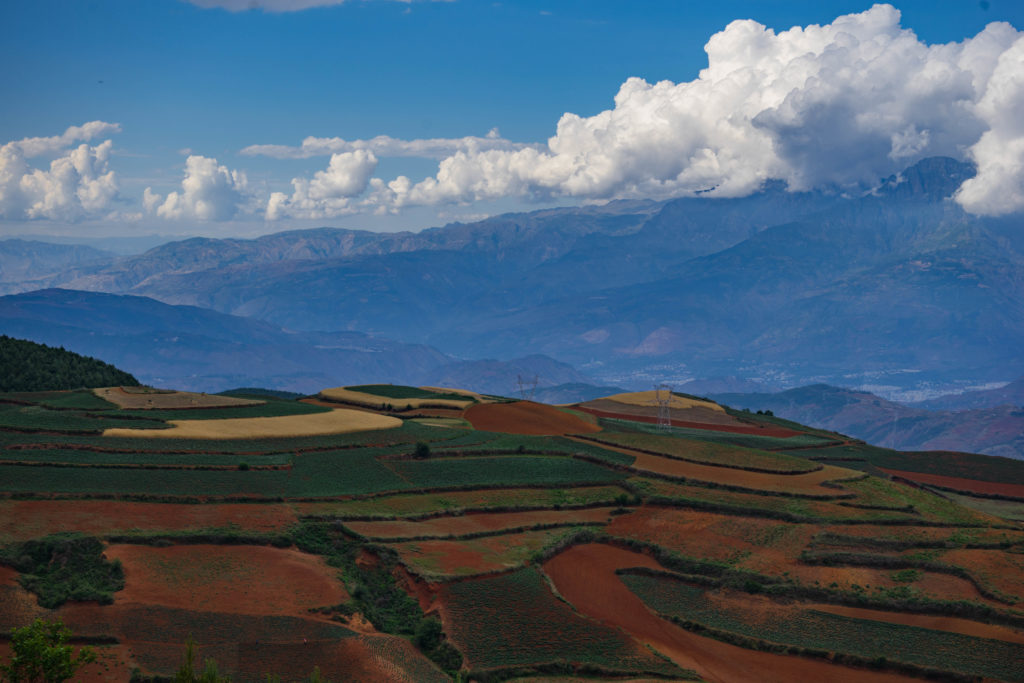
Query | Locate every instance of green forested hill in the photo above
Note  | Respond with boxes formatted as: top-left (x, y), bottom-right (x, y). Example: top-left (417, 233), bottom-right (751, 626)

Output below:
top-left (0, 335), bottom-right (138, 391)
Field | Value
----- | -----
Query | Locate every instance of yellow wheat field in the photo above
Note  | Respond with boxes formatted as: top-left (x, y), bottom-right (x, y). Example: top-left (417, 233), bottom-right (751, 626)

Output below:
top-left (95, 387), bottom-right (263, 410)
top-left (605, 390), bottom-right (725, 412)
top-left (318, 387), bottom-right (473, 410)
top-left (103, 408), bottom-right (402, 439)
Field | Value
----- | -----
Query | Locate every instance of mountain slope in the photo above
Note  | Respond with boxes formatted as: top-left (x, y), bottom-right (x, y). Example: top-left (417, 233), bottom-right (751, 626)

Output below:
top-left (0, 289), bottom-right (592, 395)
top-left (709, 384), bottom-right (1024, 460)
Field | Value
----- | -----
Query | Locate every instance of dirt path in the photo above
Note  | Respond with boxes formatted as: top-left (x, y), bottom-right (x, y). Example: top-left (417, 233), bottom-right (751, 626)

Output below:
top-left (542, 543), bottom-right (918, 683)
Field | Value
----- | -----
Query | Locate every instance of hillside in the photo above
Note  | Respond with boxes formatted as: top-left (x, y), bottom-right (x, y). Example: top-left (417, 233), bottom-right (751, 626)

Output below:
top-left (0, 289), bottom-right (591, 395)
top-left (913, 376), bottom-right (1024, 411)
top-left (0, 334), bottom-right (138, 392)
top-left (12, 157), bottom-right (1022, 396)
top-left (0, 239), bottom-right (115, 295)
top-left (1, 383), bottom-right (1022, 681)
top-left (710, 384), bottom-right (1024, 460)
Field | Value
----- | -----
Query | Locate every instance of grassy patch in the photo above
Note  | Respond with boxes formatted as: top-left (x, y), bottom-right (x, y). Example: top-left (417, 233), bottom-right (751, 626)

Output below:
top-left (1, 533), bottom-right (124, 607)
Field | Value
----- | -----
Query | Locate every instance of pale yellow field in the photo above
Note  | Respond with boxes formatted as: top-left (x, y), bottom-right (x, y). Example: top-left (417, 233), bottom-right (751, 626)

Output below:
top-left (102, 409), bottom-right (401, 439)
top-left (94, 387), bottom-right (263, 410)
top-left (318, 387), bottom-right (473, 410)
top-left (606, 390), bottom-right (724, 412)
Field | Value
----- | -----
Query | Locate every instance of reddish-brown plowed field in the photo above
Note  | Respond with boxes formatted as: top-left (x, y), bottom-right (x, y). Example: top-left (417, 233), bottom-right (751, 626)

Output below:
top-left (0, 500), bottom-right (298, 542)
top-left (940, 549), bottom-right (1024, 604)
top-left (542, 543), bottom-right (915, 683)
top-left (810, 603), bottom-right (1024, 643)
top-left (0, 566), bottom-right (47, 631)
top-left (606, 507), bottom-right (808, 564)
top-left (604, 508), bottom-right (987, 600)
top-left (880, 468), bottom-right (1024, 498)
top-left (463, 401), bottom-right (601, 435)
top-left (346, 507), bottom-right (615, 539)
top-left (581, 440), bottom-right (852, 495)
top-left (106, 544), bottom-right (347, 615)
top-left (576, 401), bottom-right (802, 437)
top-left (391, 529), bottom-right (563, 576)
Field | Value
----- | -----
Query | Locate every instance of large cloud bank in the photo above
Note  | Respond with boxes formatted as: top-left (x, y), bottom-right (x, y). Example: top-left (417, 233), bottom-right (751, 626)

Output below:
top-left (0, 122), bottom-right (121, 221)
top-left (273, 4), bottom-right (1024, 217)
top-left (144, 156), bottom-right (249, 221)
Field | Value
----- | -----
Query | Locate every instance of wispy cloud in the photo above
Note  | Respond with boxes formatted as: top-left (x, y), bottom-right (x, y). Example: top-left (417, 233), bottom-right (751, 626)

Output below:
top-left (242, 129), bottom-right (536, 160)
top-left (185, 0), bottom-right (448, 13)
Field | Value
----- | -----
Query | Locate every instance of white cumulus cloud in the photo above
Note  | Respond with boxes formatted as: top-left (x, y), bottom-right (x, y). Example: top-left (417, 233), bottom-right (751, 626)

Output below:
top-left (265, 150), bottom-right (378, 220)
top-left (242, 129), bottom-right (535, 160)
top-left (323, 4), bottom-right (1023, 216)
top-left (145, 155), bottom-right (249, 221)
top-left (954, 35), bottom-right (1024, 215)
top-left (0, 122), bottom-right (121, 221)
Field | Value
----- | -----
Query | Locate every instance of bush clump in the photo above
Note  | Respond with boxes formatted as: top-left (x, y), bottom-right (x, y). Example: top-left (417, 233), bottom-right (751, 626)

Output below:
top-left (1, 533), bottom-right (125, 608)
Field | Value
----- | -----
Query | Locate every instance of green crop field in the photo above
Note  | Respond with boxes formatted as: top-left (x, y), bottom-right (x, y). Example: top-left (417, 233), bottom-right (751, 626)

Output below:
top-left (442, 568), bottom-right (683, 675)
top-left (622, 572), bottom-right (1024, 681)
top-left (389, 455), bottom-right (626, 489)
top-left (347, 384), bottom-right (475, 402)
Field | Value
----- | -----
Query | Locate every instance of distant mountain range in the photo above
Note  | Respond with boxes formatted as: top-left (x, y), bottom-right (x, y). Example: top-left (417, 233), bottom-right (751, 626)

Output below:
top-left (4, 157), bottom-right (1018, 396)
top-left (708, 384), bottom-right (1024, 460)
top-left (0, 289), bottom-right (590, 395)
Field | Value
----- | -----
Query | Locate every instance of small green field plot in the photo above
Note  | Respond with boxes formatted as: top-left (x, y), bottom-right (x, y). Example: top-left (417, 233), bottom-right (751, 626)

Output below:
top-left (113, 398), bottom-right (330, 422)
top-left (389, 455), bottom-right (626, 489)
top-left (0, 404), bottom-right (169, 433)
top-left (37, 390), bottom-right (120, 411)
top-left (442, 567), bottom-right (684, 676)
top-left (584, 433), bottom-right (819, 473)
top-left (298, 485), bottom-right (628, 518)
top-left (942, 490), bottom-right (1024, 522)
top-left (841, 476), bottom-right (997, 526)
top-left (628, 477), bottom-right (918, 523)
top-left (621, 572), bottom-right (1024, 681)
top-left (600, 418), bottom-right (837, 451)
top-left (347, 384), bottom-right (475, 402)
top-left (0, 447), bottom-right (292, 468)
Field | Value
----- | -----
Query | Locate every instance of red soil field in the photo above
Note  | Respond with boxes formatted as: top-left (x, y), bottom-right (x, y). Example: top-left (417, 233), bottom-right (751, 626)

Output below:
top-left (106, 544), bottom-right (347, 616)
top-left (391, 529), bottom-right (561, 576)
top-left (463, 401), bottom-right (602, 435)
top-left (0, 500), bottom-right (298, 542)
top-left (346, 507), bottom-right (615, 539)
top-left (0, 566), bottom-right (47, 632)
top-left (542, 543), bottom-right (915, 683)
top-left (575, 402), bottom-right (802, 437)
top-left (880, 468), bottom-right (1024, 499)
top-left (940, 548), bottom-right (1024, 604)
top-left (604, 507), bottom-right (989, 601)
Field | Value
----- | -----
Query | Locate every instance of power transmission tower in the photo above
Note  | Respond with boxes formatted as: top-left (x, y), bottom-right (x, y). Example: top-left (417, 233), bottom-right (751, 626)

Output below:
top-left (654, 383), bottom-right (673, 429)
top-left (516, 374), bottom-right (539, 401)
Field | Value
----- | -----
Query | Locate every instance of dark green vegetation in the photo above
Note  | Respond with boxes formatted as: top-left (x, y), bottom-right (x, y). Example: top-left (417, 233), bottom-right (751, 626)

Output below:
top-left (0, 335), bottom-right (138, 392)
top-left (0, 618), bottom-right (96, 683)
top-left (441, 568), bottom-right (685, 678)
top-left (291, 521), bottom-right (462, 675)
top-left (346, 385), bottom-right (474, 402)
top-left (0, 534), bottom-right (124, 608)
top-left (622, 572), bottom-right (1024, 681)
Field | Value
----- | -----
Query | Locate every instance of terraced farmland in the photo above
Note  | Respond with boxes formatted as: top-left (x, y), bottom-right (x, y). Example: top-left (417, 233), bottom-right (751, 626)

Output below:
top-left (2, 384), bottom-right (1023, 681)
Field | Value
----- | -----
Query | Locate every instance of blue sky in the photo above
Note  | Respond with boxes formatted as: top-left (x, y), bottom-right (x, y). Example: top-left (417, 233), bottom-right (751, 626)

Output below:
top-left (2, 0), bottom-right (1023, 240)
